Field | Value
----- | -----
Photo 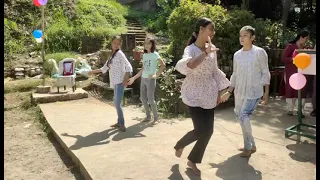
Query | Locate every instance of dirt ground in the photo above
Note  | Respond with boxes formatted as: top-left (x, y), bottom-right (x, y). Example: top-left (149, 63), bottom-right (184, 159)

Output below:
top-left (4, 92), bottom-right (83, 180)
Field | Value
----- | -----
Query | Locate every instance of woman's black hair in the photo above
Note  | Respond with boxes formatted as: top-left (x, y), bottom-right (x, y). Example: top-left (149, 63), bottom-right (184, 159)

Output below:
top-left (107, 35), bottom-right (122, 67)
top-left (144, 37), bottom-right (156, 53)
top-left (187, 17), bottom-right (214, 46)
top-left (289, 29), bottom-right (310, 44)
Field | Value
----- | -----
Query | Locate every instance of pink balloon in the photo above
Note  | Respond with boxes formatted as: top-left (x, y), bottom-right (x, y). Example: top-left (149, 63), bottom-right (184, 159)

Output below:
top-left (289, 72), bottom-right (307, 90)
top-left (38, 0), bottom-right (48, 5)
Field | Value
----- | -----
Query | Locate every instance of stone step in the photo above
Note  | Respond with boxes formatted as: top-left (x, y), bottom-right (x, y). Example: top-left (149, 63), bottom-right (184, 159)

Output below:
top-left (127, 27), bottom-right (143, 30)
top-left (127, 32), bottom-right (146, 35)
top-left (126, 23), bottom-right (142, 26)
top-left (127, 30), bottom-right (146, 33)
top-left (32, 88), bottom-right (88, 104)
top-left (126, 23), bottom-right (141, 26)
top-left (126, 21), bottom-right (141, 25)
top-left (136, 35), bottom-right (146, 39)
top-left (136, 41), bottom-right (144, 46)
top-left (136, 38), bottom-right (146, 41)
top-left (127, 33), bottom-right (146, 37)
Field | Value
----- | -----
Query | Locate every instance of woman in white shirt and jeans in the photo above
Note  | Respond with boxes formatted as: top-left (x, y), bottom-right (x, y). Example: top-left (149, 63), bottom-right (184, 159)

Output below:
top-left (89, 36), bottom-right (133, 132)
top-left (220, 26), bottom-right (270, 157)
top-left (174, 17), bottom-right (230, 176)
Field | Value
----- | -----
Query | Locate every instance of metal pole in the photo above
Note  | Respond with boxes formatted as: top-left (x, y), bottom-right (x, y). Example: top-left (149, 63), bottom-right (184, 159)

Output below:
top-left (41, 6), bottom-right (45, 86)
top-left (297, 89), bottom-right (302, 130)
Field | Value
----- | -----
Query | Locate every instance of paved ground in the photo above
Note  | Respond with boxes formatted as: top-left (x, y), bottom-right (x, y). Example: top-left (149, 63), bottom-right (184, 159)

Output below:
top-left (39, 95), bottom-right (316, 180)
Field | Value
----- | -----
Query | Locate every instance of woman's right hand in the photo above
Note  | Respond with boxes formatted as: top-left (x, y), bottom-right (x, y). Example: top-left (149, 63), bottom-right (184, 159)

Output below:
top-left (205, 36), bottom-right (219, 54)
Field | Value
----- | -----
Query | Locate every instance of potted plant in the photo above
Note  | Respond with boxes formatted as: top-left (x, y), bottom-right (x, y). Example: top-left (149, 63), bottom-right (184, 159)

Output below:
top-left (132, 46), bottom-right (144, 61)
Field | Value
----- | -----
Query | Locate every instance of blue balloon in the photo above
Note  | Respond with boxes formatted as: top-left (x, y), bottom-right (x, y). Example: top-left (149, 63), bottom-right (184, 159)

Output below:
top-left (33, 30), bottom-right (43, 38)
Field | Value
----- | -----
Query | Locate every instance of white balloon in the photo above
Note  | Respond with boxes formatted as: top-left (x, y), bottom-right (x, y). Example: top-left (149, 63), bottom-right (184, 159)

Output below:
top-left (35, 38), bottom-right (43, 43)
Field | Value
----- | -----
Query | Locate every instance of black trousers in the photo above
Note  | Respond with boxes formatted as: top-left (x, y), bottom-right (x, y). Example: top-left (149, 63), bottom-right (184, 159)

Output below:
top-left (174, 106), bottom-right (214, 163)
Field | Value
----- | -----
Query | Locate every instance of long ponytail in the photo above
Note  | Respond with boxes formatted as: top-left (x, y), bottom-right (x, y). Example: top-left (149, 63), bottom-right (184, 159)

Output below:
top-left (187, 32), bottom-right (199, 46)
top-left (107, 49), bottom-right (120, 67)
top-left (106, 35), bottom-right (122, 67)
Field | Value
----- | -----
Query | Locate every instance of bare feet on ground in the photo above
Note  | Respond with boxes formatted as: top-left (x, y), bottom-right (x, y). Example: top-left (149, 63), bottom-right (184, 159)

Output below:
top-left (175, 148), bottom-right (184, 158)
top-left (187, 160), bottom-right (201, 176)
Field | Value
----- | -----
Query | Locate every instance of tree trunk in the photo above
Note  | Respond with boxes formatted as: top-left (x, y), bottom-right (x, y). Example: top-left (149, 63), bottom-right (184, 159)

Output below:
top-left (281, 0), bottom-right (292, 29)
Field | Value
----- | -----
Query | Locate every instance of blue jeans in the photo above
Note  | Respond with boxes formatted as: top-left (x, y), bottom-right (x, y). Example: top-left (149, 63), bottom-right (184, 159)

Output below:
top-left (234, 98), bottom-right (260, 150)
top-left (114, 83), bottom-right (125, 126)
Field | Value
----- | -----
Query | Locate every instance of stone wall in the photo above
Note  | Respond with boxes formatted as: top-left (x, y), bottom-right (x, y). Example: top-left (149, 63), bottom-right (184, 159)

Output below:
top-left (4, 66), bottom-right (43, 79)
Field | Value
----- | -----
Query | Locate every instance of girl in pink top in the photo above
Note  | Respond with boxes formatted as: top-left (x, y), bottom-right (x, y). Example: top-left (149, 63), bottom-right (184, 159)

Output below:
top-left (174, 17), bottom-right (230, 176)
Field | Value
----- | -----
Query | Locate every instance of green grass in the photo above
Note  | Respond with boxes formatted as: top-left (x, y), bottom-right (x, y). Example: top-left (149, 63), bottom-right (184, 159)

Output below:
top-left (45, 52), bottom-right (78, 62)
top-left (4, 79), bottom-right (55, 94)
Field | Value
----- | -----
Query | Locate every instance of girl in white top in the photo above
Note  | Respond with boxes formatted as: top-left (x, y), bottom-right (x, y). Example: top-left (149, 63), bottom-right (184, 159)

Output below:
top-left (88, 36), bottom-right (133, 132)
top-left (220, 26), bottom-right (270, 157)
top-left (174, 17), bottom-right (230, 176)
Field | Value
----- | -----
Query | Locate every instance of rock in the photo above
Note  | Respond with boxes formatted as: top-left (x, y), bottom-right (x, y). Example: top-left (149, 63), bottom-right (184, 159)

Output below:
top-left (15, 72), bottom-right (25, 76)
top-left (86, 53), bottom-right (95, 57)
top-left (15, 75), bottom-right (24, 79)
top-left (24, 124), bottom-right (32, 128)
top-left (29, 70), bottom-right (37, 77)
top-left (35, 68), bottom-right (41, 73)
top-left (14, 67), bottom-right (24, 72)
top-left (35, 85), bottom-right (51, 93)
top-left (24, 68), bottom-right (31, 72)
top-left (32, 74), bottom-right (44, 79)
top-left (90, 57), bottom-right (99, 61)
top-left (29, 52), bottom-right (37, 58)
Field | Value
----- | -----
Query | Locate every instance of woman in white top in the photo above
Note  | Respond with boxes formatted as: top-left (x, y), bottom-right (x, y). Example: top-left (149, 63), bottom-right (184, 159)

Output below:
top-left (88, 36), bottom-right (133, 132)
top-left (174, 17), bottom-right (230, 176)
top-left (220, 26), bottom-right (270, 157)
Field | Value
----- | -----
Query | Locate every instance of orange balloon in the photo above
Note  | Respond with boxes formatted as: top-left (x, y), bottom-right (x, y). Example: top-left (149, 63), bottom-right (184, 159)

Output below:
top-left (293, 53), bottom-right (311, 70)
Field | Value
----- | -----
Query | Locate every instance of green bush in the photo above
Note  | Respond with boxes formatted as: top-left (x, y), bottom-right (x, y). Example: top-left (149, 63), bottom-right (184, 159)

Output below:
top-left (167, 0), bottom-right (227, 61)
top-left (46, 0), bottom-right (128, 53)
top-left (127, 0), bottom-right (180, 37)
top-left (167, 2), bottom-right (292, 65)
top-left (4, 18), bottom-right (26, 61)
top-left (156, 66), bottom-right (188, 117)
top-left (5, 0), bottom-right (128, 57)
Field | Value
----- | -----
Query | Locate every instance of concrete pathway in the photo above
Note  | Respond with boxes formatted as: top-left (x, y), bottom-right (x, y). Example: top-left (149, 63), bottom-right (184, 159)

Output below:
top-left (39, 96), bottom-right (316, 180)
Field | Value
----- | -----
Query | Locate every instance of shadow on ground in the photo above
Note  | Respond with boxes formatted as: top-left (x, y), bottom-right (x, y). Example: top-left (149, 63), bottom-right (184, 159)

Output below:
top-left (286, 139), bottom-right (316, 165)
top-left (112, 122), bottom-right (152, 141)
top-left (61, 122), bottom-right (152, 149)
top-left (61, 128), bottom-right (119, 150)
top-left (209, 154), bottom-right (262, 180)
top-left (168, 164), bottom-right (202, 180)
